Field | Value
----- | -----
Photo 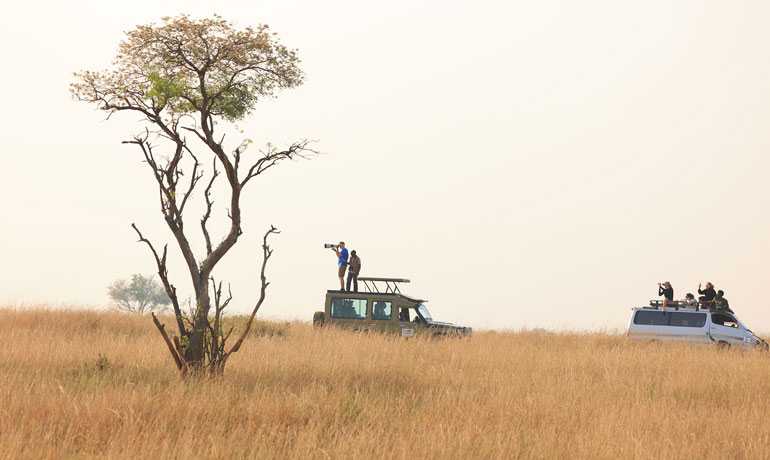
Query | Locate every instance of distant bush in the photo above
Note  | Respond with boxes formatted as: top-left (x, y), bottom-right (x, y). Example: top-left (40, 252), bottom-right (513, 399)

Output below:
top-left (108, 274), bottom-right (170, 314)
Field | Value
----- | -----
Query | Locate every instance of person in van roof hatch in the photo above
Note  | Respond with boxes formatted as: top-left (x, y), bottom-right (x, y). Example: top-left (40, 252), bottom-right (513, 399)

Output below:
top-left (714, 290), bottom-right (731, 313)
top-left (683, 293), bottom-right (698, 308)
top-left (698, 282), bottom-right (716, 309)
top-left (658, 281), bottom-right (676, 309)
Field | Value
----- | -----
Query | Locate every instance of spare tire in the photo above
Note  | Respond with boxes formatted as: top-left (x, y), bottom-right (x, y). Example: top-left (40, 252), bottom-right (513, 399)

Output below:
top-left (313, 311), bottom-right (325, 328)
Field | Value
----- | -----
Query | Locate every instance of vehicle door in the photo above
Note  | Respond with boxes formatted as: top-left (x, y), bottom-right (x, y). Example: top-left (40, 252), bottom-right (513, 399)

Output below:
top-left (396, 306), bottom-right (419, 337)
top-left (368, 300), bottom-right (395, 333)
top-left (709, 312), bottom-right (746, 346)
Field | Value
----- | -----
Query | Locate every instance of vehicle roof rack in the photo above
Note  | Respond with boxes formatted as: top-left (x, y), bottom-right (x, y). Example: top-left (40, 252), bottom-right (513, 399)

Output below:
top-left (645, 300), bottom-right (705, 311)
top-left (358, 277), bottom-right (410, 294)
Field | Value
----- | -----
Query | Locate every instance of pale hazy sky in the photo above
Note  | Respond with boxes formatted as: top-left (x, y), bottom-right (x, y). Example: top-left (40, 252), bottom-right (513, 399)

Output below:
top-left (1, 0), bottom-right (769, 331)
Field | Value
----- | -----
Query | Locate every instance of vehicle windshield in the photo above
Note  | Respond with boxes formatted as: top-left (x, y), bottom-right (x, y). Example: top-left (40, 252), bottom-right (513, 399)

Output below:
top-left (417, 304), bottom-right (433, 322)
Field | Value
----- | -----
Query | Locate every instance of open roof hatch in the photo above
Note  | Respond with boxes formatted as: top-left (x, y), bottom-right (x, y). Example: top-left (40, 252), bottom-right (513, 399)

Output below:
top-left (357, 277), bottom-right (410, 294)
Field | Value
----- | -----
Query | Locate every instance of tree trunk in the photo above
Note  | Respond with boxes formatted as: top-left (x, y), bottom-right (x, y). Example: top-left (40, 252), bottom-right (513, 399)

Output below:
top-left (185, 286), bottom-right (211, 369)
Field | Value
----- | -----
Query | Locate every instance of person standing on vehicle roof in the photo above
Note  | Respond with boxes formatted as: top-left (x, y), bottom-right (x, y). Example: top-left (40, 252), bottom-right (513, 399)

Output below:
top-left (658, 281), bottom-right (675, 309)
top-left (331, 242), bottom-right (348, 291)
top-left (346, 250), bottom-right (361, 292)
top-left (698, 282), bottom-right (716, 308)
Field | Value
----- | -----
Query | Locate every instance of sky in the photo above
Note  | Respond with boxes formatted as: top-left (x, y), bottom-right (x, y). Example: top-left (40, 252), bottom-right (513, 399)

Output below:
top-left (1, 0), bottom-right (769, 331)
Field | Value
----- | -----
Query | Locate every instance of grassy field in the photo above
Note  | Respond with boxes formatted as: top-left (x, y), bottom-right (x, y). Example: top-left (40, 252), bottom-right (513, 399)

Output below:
top-left (1, 307), bottom-right (769, 459)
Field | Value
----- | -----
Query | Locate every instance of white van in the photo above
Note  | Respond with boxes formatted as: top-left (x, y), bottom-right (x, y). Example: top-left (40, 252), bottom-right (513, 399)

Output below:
top-left (627, 303), bottom-right (767, 349)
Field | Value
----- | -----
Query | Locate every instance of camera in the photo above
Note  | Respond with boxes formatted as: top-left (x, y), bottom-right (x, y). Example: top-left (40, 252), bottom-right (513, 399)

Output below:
top-left (324, 243), bottom-right (338, 249)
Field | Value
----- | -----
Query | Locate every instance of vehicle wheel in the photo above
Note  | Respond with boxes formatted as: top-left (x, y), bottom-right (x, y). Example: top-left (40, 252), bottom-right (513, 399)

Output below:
top-left (312, 311), bottom-right (324, 328)
top-left (716, 340), bottom-right (731, 350)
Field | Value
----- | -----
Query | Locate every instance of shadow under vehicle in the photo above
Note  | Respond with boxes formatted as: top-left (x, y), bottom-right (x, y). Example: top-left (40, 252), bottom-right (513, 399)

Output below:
top-left (312, 277), bottom-right (472, 337)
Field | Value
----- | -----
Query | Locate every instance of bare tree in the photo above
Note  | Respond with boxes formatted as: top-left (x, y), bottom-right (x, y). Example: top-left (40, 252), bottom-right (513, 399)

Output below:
top-left (71, 15), bottom-right (315, 375)
top-left (108, 273), bottom-right (171, 314)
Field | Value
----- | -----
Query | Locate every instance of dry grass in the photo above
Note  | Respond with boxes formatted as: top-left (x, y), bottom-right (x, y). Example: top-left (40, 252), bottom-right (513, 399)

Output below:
top-left (0, 307), bottom-right (769, 459)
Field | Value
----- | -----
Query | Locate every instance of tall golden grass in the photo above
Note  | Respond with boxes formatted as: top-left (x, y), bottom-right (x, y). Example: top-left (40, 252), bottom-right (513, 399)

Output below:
top-left (0, 306), bottom-right (769, 459)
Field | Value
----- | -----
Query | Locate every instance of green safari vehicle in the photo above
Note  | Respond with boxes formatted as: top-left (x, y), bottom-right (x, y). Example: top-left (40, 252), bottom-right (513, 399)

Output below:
top-left (312, 277), bottom-right (472, 337)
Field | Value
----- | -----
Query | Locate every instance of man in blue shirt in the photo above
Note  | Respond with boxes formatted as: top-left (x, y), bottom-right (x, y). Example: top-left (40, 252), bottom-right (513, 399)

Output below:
top-left (331, 241), bottom-right (349, 291)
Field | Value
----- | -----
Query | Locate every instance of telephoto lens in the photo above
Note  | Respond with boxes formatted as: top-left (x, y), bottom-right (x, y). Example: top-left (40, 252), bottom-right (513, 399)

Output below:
top-left (324, 243), bottom-right (337, 249)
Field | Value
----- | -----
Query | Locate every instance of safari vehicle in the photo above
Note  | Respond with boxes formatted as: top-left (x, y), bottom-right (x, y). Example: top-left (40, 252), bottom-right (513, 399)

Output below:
top-left (312, 277), bottom-right (472, 337)
top-left (627, 301), bottom-right (767, 349)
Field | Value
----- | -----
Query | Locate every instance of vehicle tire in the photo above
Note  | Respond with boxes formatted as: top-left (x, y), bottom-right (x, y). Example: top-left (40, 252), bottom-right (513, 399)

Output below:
top-left (716, 340), bottom-right (731, 350)
top-left (312, 311), bottom-right (324, 328)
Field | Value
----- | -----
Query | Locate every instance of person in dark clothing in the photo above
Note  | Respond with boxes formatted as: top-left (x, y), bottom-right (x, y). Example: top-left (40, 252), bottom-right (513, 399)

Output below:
top-left (658, 281), bottom-right (675, 309)
top-left (346, 250), bottom-right (361, 292)
top-left (698, 282), bottom-right (716, 309)
top-left (714, 290), bottom-right (731, 312)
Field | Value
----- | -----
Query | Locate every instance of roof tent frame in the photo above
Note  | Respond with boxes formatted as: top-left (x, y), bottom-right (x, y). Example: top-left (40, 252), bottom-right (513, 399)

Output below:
top-left (358, 277), bottom-right (410, 294)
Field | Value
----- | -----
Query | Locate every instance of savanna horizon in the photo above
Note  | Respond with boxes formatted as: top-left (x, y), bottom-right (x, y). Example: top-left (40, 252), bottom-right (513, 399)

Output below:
top-left (1, 306), bottom-right (769, 459)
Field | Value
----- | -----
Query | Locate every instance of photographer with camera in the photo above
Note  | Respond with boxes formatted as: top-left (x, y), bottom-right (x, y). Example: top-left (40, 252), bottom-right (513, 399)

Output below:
top-left (657, 281), bottom-right (675, 309)
top-left (698, 282), bottom-right (716, 309)
top-left (330, 242), bottom-right (349, 291)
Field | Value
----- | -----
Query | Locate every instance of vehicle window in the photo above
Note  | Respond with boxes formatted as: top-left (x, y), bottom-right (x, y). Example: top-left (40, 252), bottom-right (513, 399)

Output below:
top-left (711, 313), bottom-right (739, 328)
top-left (398, 308), bottom-right (413, 322)
top-left (633, 310), bottom-right (669, 326)
top-left (669, 312), bottom-right (706, 328)
top-left (417, 304), bottom-right (433, 322)
top-left (330, 298), bottom-right (367, 319)
top-left (372, 301), bottom-right (392, 320)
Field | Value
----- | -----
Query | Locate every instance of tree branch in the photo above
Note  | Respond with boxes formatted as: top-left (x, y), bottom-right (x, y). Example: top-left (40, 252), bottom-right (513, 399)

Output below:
top-left (201, 158), bottom-right (219, 256)
top-left (131, 223), bottom-right (186, 336)
top-left (152, 312), bottom-right (185, 373)
top-left (218, 226), bottom-right (278, 372)
top-left (241, 140), bottom-right (317, 186)
top-left (125, 137), bottom-right (203, 300)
